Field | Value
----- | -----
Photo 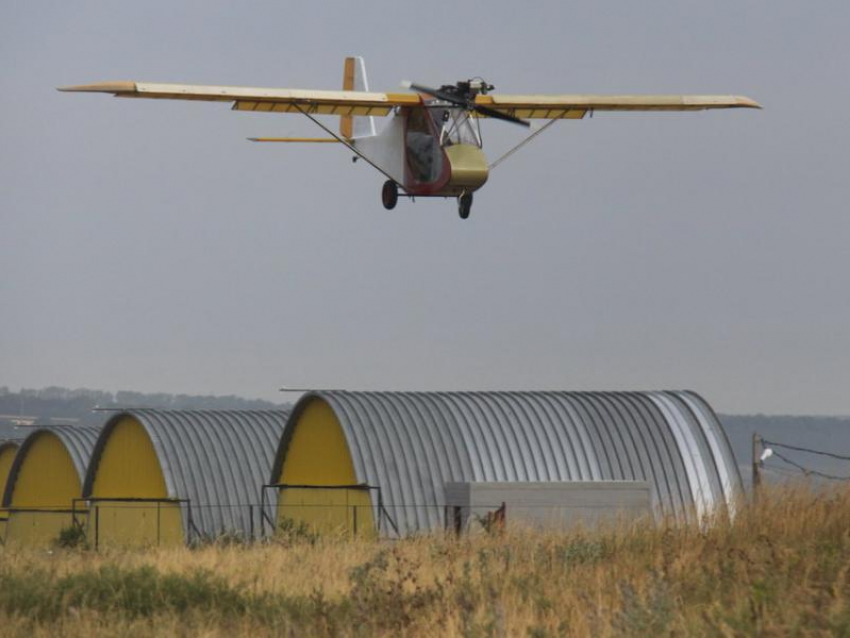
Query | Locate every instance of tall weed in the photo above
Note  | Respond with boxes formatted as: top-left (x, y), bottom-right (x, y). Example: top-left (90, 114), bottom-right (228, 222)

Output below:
top-left (0, 482), bottom-right (849, 636)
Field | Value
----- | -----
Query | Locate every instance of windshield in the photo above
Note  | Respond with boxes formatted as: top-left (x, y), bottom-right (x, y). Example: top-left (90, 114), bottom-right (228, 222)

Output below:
top-left (405, 107), bottom-right (444, 183)
top-left (430, 107), bottom-right (482, 148)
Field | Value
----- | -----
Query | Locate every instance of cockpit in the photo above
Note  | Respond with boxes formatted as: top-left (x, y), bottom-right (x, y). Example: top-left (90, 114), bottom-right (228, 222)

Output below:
top-left (431, 106), bottom-right (482, 149)
top-left (405, 104), bottom-right (482, 185)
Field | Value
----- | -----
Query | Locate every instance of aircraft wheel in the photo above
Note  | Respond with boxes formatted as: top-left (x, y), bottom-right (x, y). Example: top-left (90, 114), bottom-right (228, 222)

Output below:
top-left (458, 193), bottom-right (473, 219)
top-left (382, 181), bottom-right (398, 210)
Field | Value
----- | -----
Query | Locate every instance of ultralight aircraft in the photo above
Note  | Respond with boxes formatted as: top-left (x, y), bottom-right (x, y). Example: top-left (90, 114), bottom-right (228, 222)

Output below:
top-left (61, 57), bottom-right (760, 219)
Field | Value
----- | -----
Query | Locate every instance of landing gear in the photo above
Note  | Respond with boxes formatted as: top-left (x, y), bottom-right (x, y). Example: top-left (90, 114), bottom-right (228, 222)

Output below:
top-left (382, 180), bottom-right (398, 210)
top-left (458, 193), bottom-right (473, 219)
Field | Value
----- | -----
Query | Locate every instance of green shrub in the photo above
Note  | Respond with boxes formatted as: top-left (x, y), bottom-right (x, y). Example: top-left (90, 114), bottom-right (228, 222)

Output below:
top-left (189, 529), bottom-right (249, 549)
top-left (273, 516), bottom-right (319, 546)
top-left (0, 565), bottom-right (271, 621)
top-left (346, 547), bottom-right (444, 633)
top-left (53, 524), bottom-right (88, 550)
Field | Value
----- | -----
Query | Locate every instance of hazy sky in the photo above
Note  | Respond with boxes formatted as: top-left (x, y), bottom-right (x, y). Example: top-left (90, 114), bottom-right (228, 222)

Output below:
top-left (2, 1), bottom-right (848, 414)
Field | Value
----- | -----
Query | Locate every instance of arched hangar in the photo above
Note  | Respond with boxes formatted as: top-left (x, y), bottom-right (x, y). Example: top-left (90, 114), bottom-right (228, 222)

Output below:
top-left (2, 426), bottom-right (99, 545)
top-left (271, 391), bottom-right (742, 536)
top-left (0, 439), bottom-right (21, 539)
top-left (0, 439), bottom-right (21, 498)
top-left (82, 409), bottom-right (288, 546)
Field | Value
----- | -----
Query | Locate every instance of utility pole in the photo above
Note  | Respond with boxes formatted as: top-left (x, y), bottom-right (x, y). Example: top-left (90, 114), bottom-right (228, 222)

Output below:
top-left (752, 432), bottom-right (762, 501)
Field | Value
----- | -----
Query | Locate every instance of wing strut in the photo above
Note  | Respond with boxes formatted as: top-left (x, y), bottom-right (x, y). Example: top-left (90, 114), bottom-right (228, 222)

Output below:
top-left (488, 119), bottom-right (560, 171)
top-left (249, 137), bottom-right (341, 143)
top-left (292, 104), bottom-right (400, 185)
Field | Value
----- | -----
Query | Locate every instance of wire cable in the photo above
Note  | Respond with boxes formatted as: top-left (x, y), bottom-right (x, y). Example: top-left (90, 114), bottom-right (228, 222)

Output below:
top-left (768, 450), bottom-right (850, 481)
top-left (762, 439), bottom-right (850, 461)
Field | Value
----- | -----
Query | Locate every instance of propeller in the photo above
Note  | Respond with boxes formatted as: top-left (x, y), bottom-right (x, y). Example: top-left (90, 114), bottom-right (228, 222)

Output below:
top-left (402, 79), bottom-right (530, 128)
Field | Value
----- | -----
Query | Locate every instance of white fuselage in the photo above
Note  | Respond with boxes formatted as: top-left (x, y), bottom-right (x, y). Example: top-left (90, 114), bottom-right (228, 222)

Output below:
top-left (352, 104), bottom-right (488, 196)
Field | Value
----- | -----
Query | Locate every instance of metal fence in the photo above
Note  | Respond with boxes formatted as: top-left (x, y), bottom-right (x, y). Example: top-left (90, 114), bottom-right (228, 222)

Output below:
top-left (261, 483), bottom-right (400, 538)
top-left (2, 507), bottom-right (79, 546)
top-left (47, 500), bottom-right (509, 546)
top-left (4, 497), bottom-right (652, 547)
top-left (72, 498), bottom-right (189, 549)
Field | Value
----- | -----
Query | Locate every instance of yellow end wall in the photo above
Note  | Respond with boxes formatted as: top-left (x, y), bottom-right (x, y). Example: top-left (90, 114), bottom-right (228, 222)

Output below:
top-left (0, 444), bottom-right (19, 529)
top-left (9, 433), bottom-right (80, 508)
top-left (277, 398), bottom-right (375, 537)
top-left (0, 444), bottom-right (19, 503)
top-left (5, 433), bottom-right (83, 546)
top-left (89, 416), bottom-right (182, 546)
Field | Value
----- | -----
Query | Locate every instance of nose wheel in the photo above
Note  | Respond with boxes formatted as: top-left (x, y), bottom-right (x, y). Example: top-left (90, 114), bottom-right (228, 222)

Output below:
top-left (458, 193), bottom-right (473, 219)
top-left (382, 180), bottom-right (398, 210)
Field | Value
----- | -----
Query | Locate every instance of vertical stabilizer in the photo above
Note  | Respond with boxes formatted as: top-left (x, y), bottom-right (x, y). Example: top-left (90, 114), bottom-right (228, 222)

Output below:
top-left (340, 56), bottom-right (377, 139)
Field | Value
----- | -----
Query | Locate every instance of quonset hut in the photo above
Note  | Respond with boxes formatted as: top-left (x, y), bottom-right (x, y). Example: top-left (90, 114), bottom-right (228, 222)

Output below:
top-left (2, 426), bottom-right (99, 545)
top-left (270, 391), bottom-right (742, 536)
top-left (82, 409), bottom-right (288, 546)
top-left (0, 439), bottom-right (21, 539)
top-left (0, 439), bottom-right (21, 498)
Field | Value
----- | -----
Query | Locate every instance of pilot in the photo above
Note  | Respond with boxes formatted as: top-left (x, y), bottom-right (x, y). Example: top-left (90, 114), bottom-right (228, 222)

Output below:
top-left (407, 132), bottom-right (438, 182)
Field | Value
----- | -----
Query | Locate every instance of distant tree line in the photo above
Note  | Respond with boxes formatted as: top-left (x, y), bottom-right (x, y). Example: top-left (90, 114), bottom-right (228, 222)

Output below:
top-left (720, 413), bottom-right (850, 432)
top-left (0, 386), bottom-right (289, 430)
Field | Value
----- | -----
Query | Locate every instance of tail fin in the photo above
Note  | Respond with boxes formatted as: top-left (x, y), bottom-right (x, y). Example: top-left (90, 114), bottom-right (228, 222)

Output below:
top-left (340, 56), bottom-right (377, 139)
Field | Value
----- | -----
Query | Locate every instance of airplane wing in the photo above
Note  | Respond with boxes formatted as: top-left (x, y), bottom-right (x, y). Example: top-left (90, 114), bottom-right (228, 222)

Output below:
top-left (473, 94), bottom-right (761, 119)
top-left (57, 81), bottom-right (422, 116)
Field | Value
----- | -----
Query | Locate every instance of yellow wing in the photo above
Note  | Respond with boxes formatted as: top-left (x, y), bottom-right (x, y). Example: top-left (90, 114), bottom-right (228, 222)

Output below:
top-left (58, 82), bottom-right (760, 119)
top-left (474, 93), bottom-right (761, 119)
top-left (57, 81), bottom-right (421, 116)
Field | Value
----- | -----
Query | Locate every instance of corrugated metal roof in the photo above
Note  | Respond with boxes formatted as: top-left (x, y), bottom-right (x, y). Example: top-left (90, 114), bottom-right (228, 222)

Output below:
top-left (2, 426), bottom-right (100, 506)
top-left (83, 409), bottom-right (288, 539)
top-left (273, 391), bottom-right (742, 535)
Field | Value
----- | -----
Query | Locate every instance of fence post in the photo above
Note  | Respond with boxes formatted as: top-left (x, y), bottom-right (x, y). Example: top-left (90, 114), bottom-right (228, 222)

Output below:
top-left (186, 502), bottom-right (193, 545)
top-left (260, 488), bottom-right (268, 537)
top-left (752, 432), bottom-right (762, 502)
top-left (453, 506), bottom-right (462, 536)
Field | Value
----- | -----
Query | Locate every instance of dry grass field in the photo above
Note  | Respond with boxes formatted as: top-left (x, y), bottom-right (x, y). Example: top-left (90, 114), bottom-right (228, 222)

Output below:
top-left (1, 483), bottom-right (849, 636)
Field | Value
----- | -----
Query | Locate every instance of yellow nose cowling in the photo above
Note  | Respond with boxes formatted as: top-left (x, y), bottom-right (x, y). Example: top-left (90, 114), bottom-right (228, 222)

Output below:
top-left (444, 144), bottom-right (489, 193)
